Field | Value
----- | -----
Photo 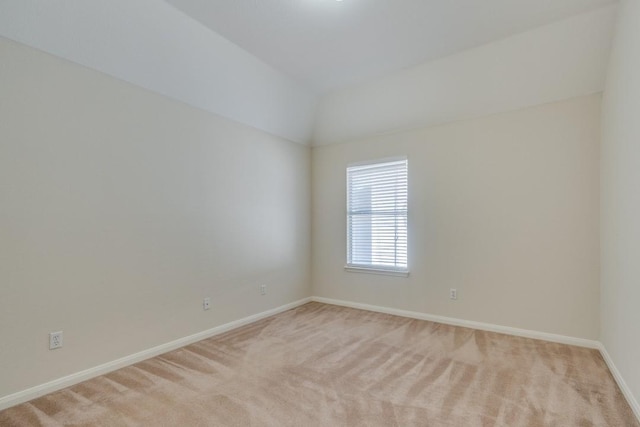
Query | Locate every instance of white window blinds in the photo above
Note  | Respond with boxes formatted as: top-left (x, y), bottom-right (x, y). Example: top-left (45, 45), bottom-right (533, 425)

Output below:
top-left (347, 158), bottom-right (408, 272)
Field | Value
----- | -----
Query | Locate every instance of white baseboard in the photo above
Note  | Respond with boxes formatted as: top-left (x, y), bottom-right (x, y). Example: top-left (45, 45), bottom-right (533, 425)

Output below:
top-left (311, 296), bottom-right (600, 349)
top-left (598, 343), bottom-right (640, 422)
top-left (0, 297), bottom-right (312, 411)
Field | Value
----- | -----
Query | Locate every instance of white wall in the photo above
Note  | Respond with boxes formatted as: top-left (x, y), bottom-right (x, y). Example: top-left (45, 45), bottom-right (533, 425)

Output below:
top-left (313, 6), bottom-right (616, 146)
top-left (600, 0), bottom-right (640, 413)
top-left (0, 38), bottom-right (311, 399)
top-left (312, 95), bottom-right (601, 340)
top-left (0, 0), bottom-right (317, 144)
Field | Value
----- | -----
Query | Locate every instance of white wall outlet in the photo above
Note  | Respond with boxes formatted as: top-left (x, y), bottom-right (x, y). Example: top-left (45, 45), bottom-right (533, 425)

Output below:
top-left (260, 284), bottom-right (267, 295)
top-left (203, 297), bottom-right (211, 310)
top-left (450, 288), bottom-right (458, 300)
top-left (49, 331), bottom-right (63, 350)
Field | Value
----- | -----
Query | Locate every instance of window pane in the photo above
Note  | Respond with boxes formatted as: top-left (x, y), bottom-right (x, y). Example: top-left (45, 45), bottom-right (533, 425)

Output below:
top-left (347, 159), bottom-right (408, 271)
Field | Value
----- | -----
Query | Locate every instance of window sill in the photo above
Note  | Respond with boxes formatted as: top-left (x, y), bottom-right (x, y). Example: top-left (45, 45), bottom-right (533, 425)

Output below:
top-left (344, 266), bottom-right (410, 277)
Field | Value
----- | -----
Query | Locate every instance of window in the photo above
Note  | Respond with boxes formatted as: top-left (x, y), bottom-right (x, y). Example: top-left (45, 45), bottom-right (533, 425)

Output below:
top-left (346, 158), bottom-right (408, 275)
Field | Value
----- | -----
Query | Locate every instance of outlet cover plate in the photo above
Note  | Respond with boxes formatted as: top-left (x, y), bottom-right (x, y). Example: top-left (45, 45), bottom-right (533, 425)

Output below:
top-left (49, 331), bottom-right (63, 350)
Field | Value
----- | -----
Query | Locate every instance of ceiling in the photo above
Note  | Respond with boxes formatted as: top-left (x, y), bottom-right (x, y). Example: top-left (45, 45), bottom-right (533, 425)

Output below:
top-left (165, 0), bottom-right (616, 93)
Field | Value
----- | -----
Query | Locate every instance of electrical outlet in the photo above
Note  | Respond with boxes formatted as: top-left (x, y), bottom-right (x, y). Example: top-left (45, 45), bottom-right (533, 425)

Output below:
top-left (203, 297), bottom-right (211, 310)
top-left (449, 288), bottom-right (458, 300)
top-left (260, 284), bottom-right (267, 295)
top-left (49, 331), bottom-right (63, 350)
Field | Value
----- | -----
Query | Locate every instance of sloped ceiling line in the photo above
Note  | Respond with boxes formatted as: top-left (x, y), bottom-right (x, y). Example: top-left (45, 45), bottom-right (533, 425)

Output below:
top-left (0, 1), bottom-right (618, 146)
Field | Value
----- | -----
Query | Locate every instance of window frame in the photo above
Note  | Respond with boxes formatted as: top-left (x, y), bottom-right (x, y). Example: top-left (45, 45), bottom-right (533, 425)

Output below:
top-left (344, 156), bottom-right (409, 277)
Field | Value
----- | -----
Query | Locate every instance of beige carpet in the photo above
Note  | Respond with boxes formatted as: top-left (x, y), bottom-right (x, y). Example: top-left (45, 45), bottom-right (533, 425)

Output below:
top-left (1, 302), bottom-right (637, 426)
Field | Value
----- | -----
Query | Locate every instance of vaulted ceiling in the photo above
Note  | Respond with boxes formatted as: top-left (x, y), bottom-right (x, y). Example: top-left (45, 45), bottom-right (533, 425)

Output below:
top-left (0, 0), bottom-right (618, 144)
top-left (165, 0), bottom-right (616, 92)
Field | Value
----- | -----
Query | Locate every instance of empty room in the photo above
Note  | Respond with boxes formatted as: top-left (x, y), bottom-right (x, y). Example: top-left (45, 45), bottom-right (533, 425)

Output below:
top-left (1, 0), bottom-right (639, 425)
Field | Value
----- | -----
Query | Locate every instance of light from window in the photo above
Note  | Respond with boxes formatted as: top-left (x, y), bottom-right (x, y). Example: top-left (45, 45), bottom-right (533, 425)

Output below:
top-left (346, 158), bottom-right (408, 272)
